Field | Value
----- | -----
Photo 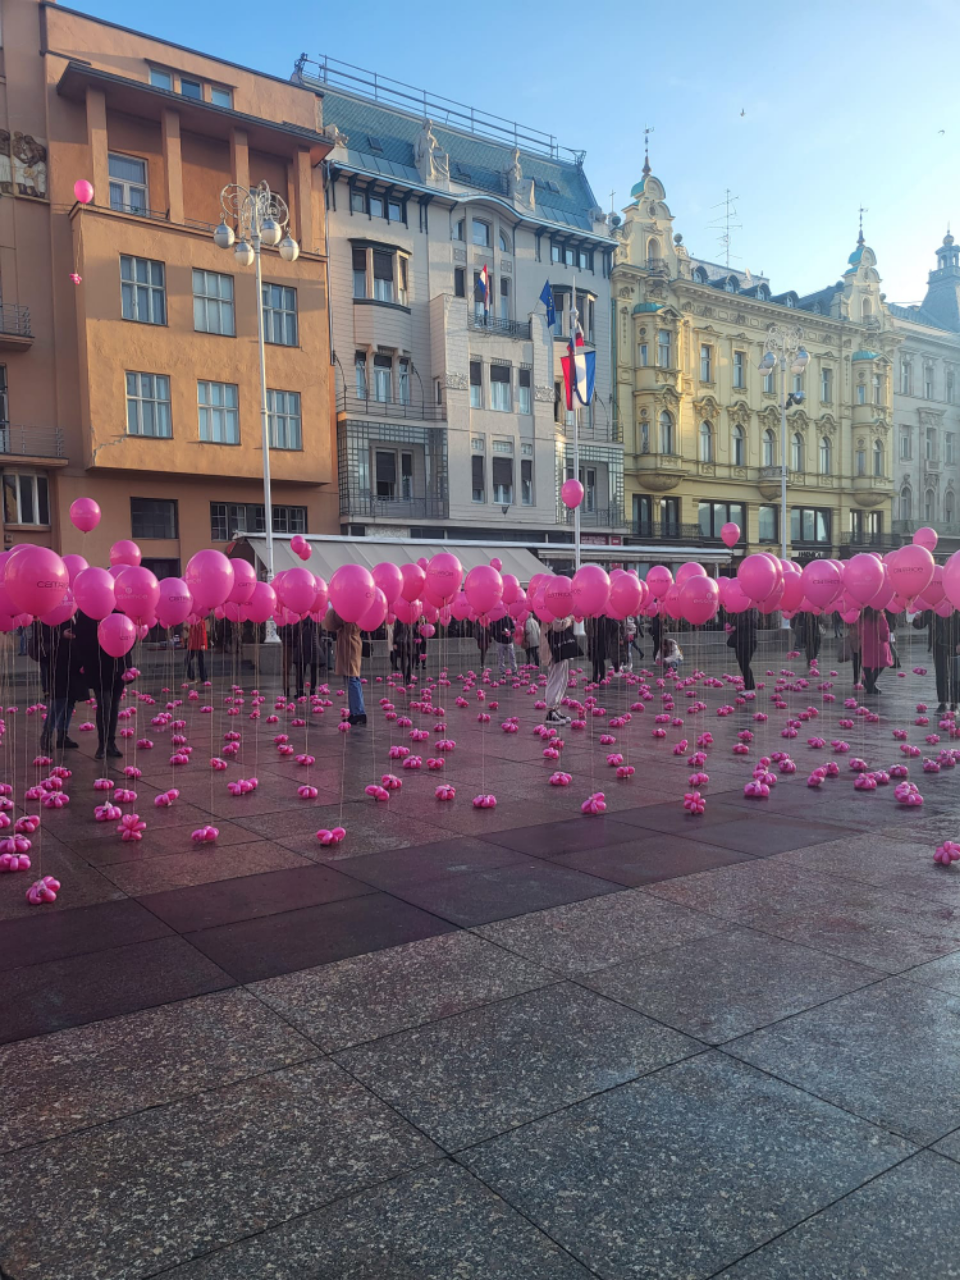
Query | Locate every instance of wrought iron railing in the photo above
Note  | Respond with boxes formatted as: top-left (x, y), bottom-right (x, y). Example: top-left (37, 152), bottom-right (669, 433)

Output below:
top-left (340, 493), bottom-right (448, 520)
top-left (0, 425), bottom-right (65, 458)
top-left (102, 200), bottom-right (169, 221)
top-left (839, 531), bottom-right (901, 549)
top-left (469, 314), bottom-right (532, 340)
top-left (336, 392), bottom-right (447, 423)
top-left (631, 521), bottom-right (711, 542)
top-left (0, 305), bottom-right (32, 338)
top-left (562, 505), bottom-right (627, 529)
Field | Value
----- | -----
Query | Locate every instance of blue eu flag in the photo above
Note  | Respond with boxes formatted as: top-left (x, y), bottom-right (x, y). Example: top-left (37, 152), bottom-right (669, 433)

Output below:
top-left (539, 280), bottom-right (556, 328)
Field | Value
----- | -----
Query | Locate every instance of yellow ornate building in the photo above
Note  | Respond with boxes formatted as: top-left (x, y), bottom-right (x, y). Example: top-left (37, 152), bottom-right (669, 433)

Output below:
top-left (612, 159), bottom-right (899, 564)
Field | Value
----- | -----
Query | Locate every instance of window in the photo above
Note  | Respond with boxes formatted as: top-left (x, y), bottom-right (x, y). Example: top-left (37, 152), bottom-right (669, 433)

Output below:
top-left (197, 380), bottom-right (239, 444)
top-left (387, 200), bottom-right (403, 223)
top-left (262, 284), bottom-right (298, 345)
top-left (732, 424), bottom-right (745, 466)
top-left (180, 78), bottom-right (202, 100)
top-left (862, 298), bottom-right (872, 321)
top-left (946, 491), bottom-right (956, 525)
top-left (640, 416), bottom-right (650, 453)
top-left (763, 369), bottom-right (775, 394)
top-left (210, 86), bottom-right (232, 108)
top-left (638, 342), bottom-right (648, 368)
top-left (551, 242), bottom-right (561, 264)
top-left (699, 344), bottom-right (712, 382)
top-left (351, 191), bottom-right (365, 214)
top-left (372, 354), bottom-right (392, 403)
top-left (210, 502), bottom-right (305, 541)
top-left (499, 276), bottom-right (510, 321)
top-left (454, 267), bottom-right (465, 298)
top-left (578, 249), bottom-right (592, 271)
top-left (699, 501), bottom-right (744, 540)
top-left (657, 328), bottom-right (671, 368)
top-left (901, 360), bottom-right (912, 395)
top-left (899, 488), bottom-right (912, 522)
top-left (791, 432), bottom-right (803, 472)
top-left (126, 372), bottom-right (171, 438)
top-left (821, 367), bottom-right (833, 402)
top-left (192, 269), bottom-right (234, 335)
top-left (925, 365), bottom-right (935, 399)
top-left (0, 366), bottom-right (7, 423)
top-left (792, 373), bottom-right (803, 395)
top-left (352, 248), bottom-right (367, 298)
top-left (369, 195), bottom-right (384, 219)
top-left (900, 430), bottom-right (911, 460)
top-left (398, 257), bottom-right (409, 307)
top-left (819, 436), bottom-right (832, 475)
top-left (490, 364), bottom-right (511, 412)
top-left (130, 497), bottom-right (177, 539)
top-left (355, 351), bottom-right (367, 399)
top-left (851, 510), bottom-right (882, 541)
top-left (856, 446), bottom-right (866, 476)
top-left (790, 507), bottom-right (832, 544)
top-left (733, 350), bottom-right (745, 389)
top-left (472, 219), bottom-right (490, 247)
top-left (874, 440), bottom-right (884, 477)
top-left (518, 368), bottom-right (531, 415)
top-left (3, 473), bottom-right (49, 526)
top-left (471, 453), bottom-right (485, 502)
top-left (473, 271), bottom-right (488, 322)
top-left (925, 489), bottom-right (936, 523)
top-left (267, 389), bottom-right (301, 450)
top-left (758, 504), bottom-right (778, 543)
top-left (659, 410), bottom-right (674, 454)
top-left (873, 373), bottom-right (882, 405)
top-left (554, 381), bottom-right (564, 425)
top-left (149, 68), bottom-right (173, 90)
top-left (492, 450), bottom-right (513, 504)
top-left (926, 428), bottom-right (937, 460)
top-left (469, 360), bottom-right (482, 409)
top-left (948, 371), bottom-right (957, 404)
top-left (521, 454), bottom-right (533, 505)
top-left (396, 358), bottom-right (410, 406)
top-left (762, 428), bottom-right (775, 468)
top-left (121, 255), bottom-right (166, 325)
top-left (499, 229), bottom-right (511, 252)
top-left (699, 420), bottom-right (714, 462)
top-left (108, 152), bottom-right (148, 214)
top-left (948, 433), bottom-right (956, 465)
top-left (857, 382), bottom-right (866, 405)
top-left (724, 279), bottom-right (737, 294)
top-left (565, 247), bottom-right (575, 266)
top-left (374, 449), bottom-right (413, 500)
top-left (453, 220), bottom-right (464, 241)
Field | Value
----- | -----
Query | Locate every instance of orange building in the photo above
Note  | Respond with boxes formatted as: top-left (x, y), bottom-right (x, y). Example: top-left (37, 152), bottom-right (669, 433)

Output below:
top-left (0, 0), bottom-right (337, 574)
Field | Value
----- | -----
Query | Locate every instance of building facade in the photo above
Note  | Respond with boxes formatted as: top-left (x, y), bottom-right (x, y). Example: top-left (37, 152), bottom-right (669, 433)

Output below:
top-left (888, 234), bottom-right (960, 552)
top-left (0, 0), bottom-right (336, 572)
top-left (296, 57), bottom-right (620, 553)
top-left (613, 160), bottom-right (899, 568)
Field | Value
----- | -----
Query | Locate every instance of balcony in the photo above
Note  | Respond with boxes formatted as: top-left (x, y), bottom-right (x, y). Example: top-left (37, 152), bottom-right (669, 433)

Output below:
top-left (337, 392), bottom-right (447, 424)
top-left (631, 520), bottom-right (704, 543)
top-left (470, 314), bottom-right (532, 341)
top-left (563, 505), bottom-right (627, 530)
top-left (0, 426), bottom-right (65, 459)
top-left (839, 531), bottom-right (902, 551)
top-left (560, 417), bottom-right (622, 445)
top-left (0, 305), bottom-right (33, 352)
top-left (634, 452), bottom-right (688, 492)
top-left (339, 493), bottom-right (448, 521)
top-left (852, 473), bottom-right (893, 508)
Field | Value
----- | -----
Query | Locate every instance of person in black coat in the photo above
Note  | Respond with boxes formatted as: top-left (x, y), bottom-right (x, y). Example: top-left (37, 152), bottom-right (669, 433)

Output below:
top-left (913, 609), bottom-right (960, 711)
top-left (74, 611), bottom-right (131, 760)
top-left (38, 621), bottom-right (88, 751)
top-left (731, 607), bottom-right (759, 690)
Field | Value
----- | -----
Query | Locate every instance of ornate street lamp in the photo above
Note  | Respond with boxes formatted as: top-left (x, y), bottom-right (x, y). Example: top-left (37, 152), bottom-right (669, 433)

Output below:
top-left (760, 325), bottom-right (809, 566)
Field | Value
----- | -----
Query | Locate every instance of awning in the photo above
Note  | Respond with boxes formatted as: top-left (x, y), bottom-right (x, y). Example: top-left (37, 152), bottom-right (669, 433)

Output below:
top-left (537, 545), bottom-right (731, 565)
top-left (240, 537), bottom-right (547, 585)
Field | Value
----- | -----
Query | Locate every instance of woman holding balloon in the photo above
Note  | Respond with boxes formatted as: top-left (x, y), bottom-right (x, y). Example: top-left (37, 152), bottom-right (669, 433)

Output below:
top-left (324, 607), bottom-right (365, 725)
top-left (75, 610), bottom-right (132, 759)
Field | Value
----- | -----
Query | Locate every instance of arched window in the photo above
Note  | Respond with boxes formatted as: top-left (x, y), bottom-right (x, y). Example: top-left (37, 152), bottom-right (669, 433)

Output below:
top-left (694, 266), bottom-right (708, 284)
top-left (946, 490), bottom-right (956, 525)
top-left (791, 432), bottom-right (803, 471)
top-left (724, 278), bottom-right (737, 293)
top-left (784, 295), bottom-right (795, 308)
top-left (699, 420), bottom-right (714, 462)
top-left (498, 229), bottom-right (512, 253)
top-left (819, 436), bottom-right (832, 474)
top-left (810, 302), bottom-right (822, 314)
top-left (925, 489), bottom-right (936, 523)
top-left (757, 284), bottom-right (770, 301)
top-left (900, 487), bottom-right (912, 522)
top-left (873, 440), bottom-right (884, 477)
top-left (639, 416), bottom-right (649, 453)
top-left (862, 297), bottom-right (872, 320)
top-left (856, 445), bottom-right (866, 476)
top-left (647, 239), bottom-right (660, 268)
top-left (659, 410), bottom-right (674, 454)
top-left (732, 424), bottom-right (745, 466)
top-left (762, 428), bottom-right (775, 468)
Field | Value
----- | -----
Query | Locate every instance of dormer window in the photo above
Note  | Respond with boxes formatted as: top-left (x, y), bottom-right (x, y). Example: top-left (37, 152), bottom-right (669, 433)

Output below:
top-left (724, 278), bottom-right (737, 293)
top-left (784, 295), bottom-right (795, 308)
top-left (757, 285), bottom-right (770, 301)
top-left (694, 267), bottom-right (708, 284)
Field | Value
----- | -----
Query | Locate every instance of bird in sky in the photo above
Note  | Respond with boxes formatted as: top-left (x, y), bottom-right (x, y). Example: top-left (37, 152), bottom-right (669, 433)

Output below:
top-left (740, 109), bottom-right (746, 117)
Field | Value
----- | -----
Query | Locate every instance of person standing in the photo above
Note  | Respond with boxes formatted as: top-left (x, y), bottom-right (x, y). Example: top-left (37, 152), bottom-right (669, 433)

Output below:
top-left (730, 607), bottom-right (758, 690)
top-left (324, 607), bottom-right (365, 725)
top-left (184, 616), bottom-right (208, 683)
top-left (795, 611), bottom-right (822, 666)
top-left (393, 618), bottom-right (415, 684)
top-left (860, 606), bottom-right (892, 695)
top-left (475, 619), bottom-right (491, 670)
top-left (491, 614), bottom-right (517, 677)
top-left (75, 611), bottom-right (131, 760)
top-left (523, 614), bottom-right (541, 666)
top-left (541, 614), bottom-right (576, 725)
top-left (914, 608), bottom-right (960, 711)
top-left (39, 621), bottom-right (87, 751)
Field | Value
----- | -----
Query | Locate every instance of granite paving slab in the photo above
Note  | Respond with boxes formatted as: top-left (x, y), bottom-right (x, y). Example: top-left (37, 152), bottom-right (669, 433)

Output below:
top-left (0, 1058), bottom-right (439, 1280)
top-left (716, 1151), bottom-right (960, 1279)
top-left (0, 897), bottom-right (172, 972)
top-left (185, 892), bottom-right (458, 982)
top-left (479, 815), bottom-right (649, 857)
top-left (900, 949), bottom-right (960, 998)
top-left (774, 832), bottom-right (960, 901)
top-left (163, 1161), bottom-right (592, 1279)
top-left (476, 888), bottom-right (723, 975)
top-left (546, 834), bottom-right (756, 885)
top-left (0, 987), bottom-right (316, 1153)
top-left (336, 981), bottom-right (698, 1149)
top-left (461, 1052), bottom-right (915, 1280)
top-left (583, 925), bottom-right (883, 1043)
top-left (0, 841), bottom-right (124, 921)
top-left (727, 975), bottom-right (960, 1144)
top-left (71, 818), bottom-right (263, 866)
top-left (95, 840), bottom-right (311, 896)
top-left (329, 836), bottom-right (537, 890)
top-left (252, 931), bottom-right (555, 1052)
top-left (0, 935), bottom-right (234, 1044)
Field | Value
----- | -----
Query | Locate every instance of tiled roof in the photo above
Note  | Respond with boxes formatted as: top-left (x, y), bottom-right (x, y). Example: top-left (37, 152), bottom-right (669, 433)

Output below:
top-left (888, 301), bottom-right (955, 332)
top-left (797, 284), bottom-right (840, 314)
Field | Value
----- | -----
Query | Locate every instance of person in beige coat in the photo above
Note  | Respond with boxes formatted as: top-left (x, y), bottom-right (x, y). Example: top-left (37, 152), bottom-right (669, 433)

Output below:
top-left (323, 608), bottom-right (366, 724)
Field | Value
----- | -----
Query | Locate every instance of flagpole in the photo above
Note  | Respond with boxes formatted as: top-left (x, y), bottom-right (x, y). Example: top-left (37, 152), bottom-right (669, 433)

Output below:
top-left (570, 276), bottom-right (581, 571)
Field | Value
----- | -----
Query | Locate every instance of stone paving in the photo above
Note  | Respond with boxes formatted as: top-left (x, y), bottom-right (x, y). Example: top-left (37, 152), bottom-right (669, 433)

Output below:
top-left (3, 636), bottom-right (960, 1278)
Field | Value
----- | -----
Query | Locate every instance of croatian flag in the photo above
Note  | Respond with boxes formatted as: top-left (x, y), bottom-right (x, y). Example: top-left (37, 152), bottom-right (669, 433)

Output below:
top-left (477, 264), bottom-right (490, 315)
top-left (561, 309), bottom-right (596, 409)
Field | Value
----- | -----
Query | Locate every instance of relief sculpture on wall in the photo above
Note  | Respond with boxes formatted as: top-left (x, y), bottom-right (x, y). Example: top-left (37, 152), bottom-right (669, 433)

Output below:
top-left (12, 133), bottom-right (47, 199)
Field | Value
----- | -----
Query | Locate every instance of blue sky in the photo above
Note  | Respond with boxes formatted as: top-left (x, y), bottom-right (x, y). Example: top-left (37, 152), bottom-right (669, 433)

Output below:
top-left (75, 0), bottom-right (959, 303)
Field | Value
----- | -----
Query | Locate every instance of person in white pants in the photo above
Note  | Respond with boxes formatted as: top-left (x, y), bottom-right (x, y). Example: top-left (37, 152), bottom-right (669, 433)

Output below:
top-left (540, 615), bottom-right (574, 725)
top-left (498, 637), bottom-right (518, 676)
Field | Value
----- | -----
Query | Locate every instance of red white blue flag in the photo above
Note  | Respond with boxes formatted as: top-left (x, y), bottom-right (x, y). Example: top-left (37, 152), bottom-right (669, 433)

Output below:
top-left (477, 264), bottom-right (490, 314)
top-left (561, 307), bottom-right (596, 409)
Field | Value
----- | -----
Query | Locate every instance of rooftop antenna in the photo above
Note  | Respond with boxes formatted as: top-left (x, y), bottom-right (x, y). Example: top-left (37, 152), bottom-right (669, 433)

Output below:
top-left (858, 204), bottom-right (868, 245)
top-left (642, 125), bottom-right (654, 176)
top-left (708, 189), bottom-right (742, 268)
top-left (609, 188), bottom-right (616, 217)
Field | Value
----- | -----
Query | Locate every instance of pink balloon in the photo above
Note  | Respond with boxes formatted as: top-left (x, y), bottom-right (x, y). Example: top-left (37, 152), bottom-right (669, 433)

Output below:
top-left (69, 497), bottom-right (101, 533)
top-left (544, 575), bottom-right (574, 619)
top-left (609, 571), bottom-right (643, 619)
top-left (757, 579), bottom-right (785, 615)
top-left (843, 553), bottom-right (885, 606)
top-left (228, 560), bottom-right (257, 605)
top-left (722, 579), bottom-right (751, 614)
top-left (115, 566), bottom-right (160, 623)
top-left (935, 599), bottom-right (954, 618)
top-left (276, 566), bottom-right (317, 616)
top-left (464, 564), bottom-right (504, 615)
top-left (738, 554), bottom-right (779, 603)
top-left (97, 613), bottom-right (137, 659)
top-left (490, 557), bottom-right (503, 572)
top-left (779, 574), bottom-right (805, 613)
top-left (500, 573), bottom-right (521, 606)
top-left (373, 562), bottom-right (404, 605)
top-left (73, 567), bottom-right (116, 620)
top-left (358, 588), bottom-right (388, 632)
top-left (450, 591), bottom-right (471, 622)
top-left (561, 479), bottom-right (584, 509)
top-left (222, 601), bottom-right (241, 623)
top-left (721, 522), bottom-right (740, 549)
top-left (329, 563), bottom-right (376, 623)
top-left (155, 578), bottom-right (194, 628)
top-left (800, 559), bottom-right (843, 609)
top-left (39, 590), bottom-right (77, 628)
top-left (110, 540), bottom-right (141, 568)
top-left (679, 575), bottom-right (719, 626)
top-left (866, 576), bottom-right (896, 612)
top-left (421, 602), bottom-right (440, 624)
top-left (245, 581), bottom-right (277, 624)
top-left (399, 562), bottom-right (426, 604)
top-left (107, 565), bottom-right (125, 580)
top-left (425, 553), bottom-right (463, 604)
top-left (675, 562), bottom-right (706, 587)
top-left (290, 534), bottom-right (311, 561)
top-left (184, 549), bottom-right (235, 613)
top-left (393, 596), bottom-right (421, 625)
top-left (5, 546), bottom-right (69, 618)
top-left (889, 544), bottom-right (935, 602)
top-left (420, 622), bottom-right (436, 639)
top-left (841, 608), bottom-right (861, 624)
top-left (913, 526), bottom-right (938, 552)
top-left (73, 179), bottom-right (94, 204)
top-left (62, 554), bottom-right (88, 584)
top-left (923, 564), bottom-right (945, 608)
top-left (646, 566), bottom-right (674, 600)
top-left (662, 585), bottom-right (682, 619)
top-left (571, 565), bottom-right (610, 617)
top-left (312, 577), bottom-right (328, 616)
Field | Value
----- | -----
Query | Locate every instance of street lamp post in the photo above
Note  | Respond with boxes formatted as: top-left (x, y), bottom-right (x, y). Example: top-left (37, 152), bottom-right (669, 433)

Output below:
top-left (759, 325), bottom-right (809, 566)
top-left (214, 183), bottom-right (299, 640)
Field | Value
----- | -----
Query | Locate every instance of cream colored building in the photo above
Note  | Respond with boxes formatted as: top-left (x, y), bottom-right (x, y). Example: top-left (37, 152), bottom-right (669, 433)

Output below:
top-left (613, 159), bottom-right (899, 566)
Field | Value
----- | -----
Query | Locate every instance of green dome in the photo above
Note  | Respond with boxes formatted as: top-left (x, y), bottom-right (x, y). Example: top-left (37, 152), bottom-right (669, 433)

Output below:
top-left (851, 349), bottom-right (879, 362)
top-left (633, 301), bottom-right (662, 313)
top-left (630, 177), bottom-right (646, 199)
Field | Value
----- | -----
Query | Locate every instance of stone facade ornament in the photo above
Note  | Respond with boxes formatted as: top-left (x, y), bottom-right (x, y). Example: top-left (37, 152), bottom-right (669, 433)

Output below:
top-left (12, 132), bottom-right (46, 199)
top-left (414, 120), bottom-right (449, 183)
top-left (444, 371), bottom-right (468, 390)
top-left (534, 385), bottom-right (554, 403)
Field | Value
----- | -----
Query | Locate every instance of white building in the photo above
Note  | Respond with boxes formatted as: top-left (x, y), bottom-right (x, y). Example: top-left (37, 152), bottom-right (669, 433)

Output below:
top-left (296, 57), bottom-right (620, 553)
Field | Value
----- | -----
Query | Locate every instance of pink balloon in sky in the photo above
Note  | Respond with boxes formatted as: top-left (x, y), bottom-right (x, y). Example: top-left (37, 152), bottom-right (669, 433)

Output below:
top-left (155, 578), bottom-right (194, 629)
top-left (73, 567), bottom-right (116, 620)
top-left (646, 565), bottom-right (673, 600)
top-left (228, 560), bottom-right (257, 605)
top-left (913, 526), bottom-right (938, 552)
top-left (5, 546), bottom-right (69, 618)
top-left (98, 612), bottom-right (137, 659)
top-left (720, 522), bottom-right (740, 549)
top-left (69, 497), bottom-right (101, 532)
top-left (561, 479), bottom-right (584, 509)
top-left (110, 539), bottom-right (141, 568)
